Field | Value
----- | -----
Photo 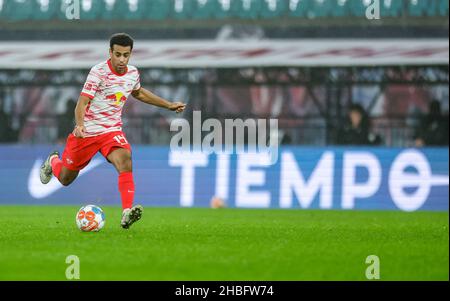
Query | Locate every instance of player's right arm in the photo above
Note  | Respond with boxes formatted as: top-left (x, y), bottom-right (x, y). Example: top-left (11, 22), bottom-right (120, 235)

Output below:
top-left (74, 67), bottom-right (102, 138)
top-left (73, 95), bottom-right (91, 138)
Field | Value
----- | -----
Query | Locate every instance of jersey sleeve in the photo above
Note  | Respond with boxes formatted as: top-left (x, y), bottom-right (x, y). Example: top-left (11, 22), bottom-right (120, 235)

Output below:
top-left (133, 69), bottom-right (141, 91)
top-left (80, 67), bottom-right (102, 99)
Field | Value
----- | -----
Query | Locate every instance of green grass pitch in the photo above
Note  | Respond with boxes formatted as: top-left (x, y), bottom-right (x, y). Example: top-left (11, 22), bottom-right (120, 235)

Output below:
top-left (0, 206), bottom-right (448, 280)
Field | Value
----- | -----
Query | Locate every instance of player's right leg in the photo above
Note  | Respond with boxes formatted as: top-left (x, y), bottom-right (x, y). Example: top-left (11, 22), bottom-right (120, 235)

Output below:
top-left (40, 133), bottom-right (97, 186)
top-left (40, 151), bottom-right (79, 186)
top-left (40, 150), bottom-right (60, 184)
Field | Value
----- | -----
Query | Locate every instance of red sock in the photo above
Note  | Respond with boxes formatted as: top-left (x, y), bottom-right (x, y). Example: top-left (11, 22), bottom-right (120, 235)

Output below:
top-left (50, 156), bottom-right (63, 179)
top-left (118, 172), bottom-right (135, 210)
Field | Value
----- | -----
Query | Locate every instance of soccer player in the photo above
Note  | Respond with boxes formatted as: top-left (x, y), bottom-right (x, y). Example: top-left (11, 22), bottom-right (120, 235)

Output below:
top-left (39, 33), bottom-right (186, 229)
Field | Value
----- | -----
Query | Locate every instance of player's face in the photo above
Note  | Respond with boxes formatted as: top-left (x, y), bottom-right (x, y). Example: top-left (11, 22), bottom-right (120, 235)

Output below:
top-left (109, 45), bottom-right (132, 74)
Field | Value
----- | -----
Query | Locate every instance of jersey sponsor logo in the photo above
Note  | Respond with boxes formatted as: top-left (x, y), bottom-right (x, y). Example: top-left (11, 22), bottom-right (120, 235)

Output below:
top-left (106, 92), bottom-right (127, 106)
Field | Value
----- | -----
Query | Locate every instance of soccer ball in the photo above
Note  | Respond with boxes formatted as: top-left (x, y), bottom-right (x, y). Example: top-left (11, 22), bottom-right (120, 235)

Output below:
top-left (76, 205), bottom-right (105, 232)
top-left (210, 196), bottom-right (226, 209)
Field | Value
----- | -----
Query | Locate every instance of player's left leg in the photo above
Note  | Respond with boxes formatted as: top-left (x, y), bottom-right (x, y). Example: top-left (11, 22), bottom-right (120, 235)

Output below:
top-left (107, 147), bottom-right (134, 209)
top-left (107, 148), bottom-right (143, 229)
top-left (100, 131), bottom-right (143, 229)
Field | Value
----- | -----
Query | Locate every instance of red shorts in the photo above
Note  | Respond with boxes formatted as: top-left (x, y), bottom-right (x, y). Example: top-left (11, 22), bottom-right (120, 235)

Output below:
top-left (62, 131), bottom-right (131, 171)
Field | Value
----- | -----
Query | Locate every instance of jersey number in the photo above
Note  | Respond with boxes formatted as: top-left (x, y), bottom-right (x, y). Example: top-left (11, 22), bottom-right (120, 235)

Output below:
top-left (113, 135), bottom-right (129, 146)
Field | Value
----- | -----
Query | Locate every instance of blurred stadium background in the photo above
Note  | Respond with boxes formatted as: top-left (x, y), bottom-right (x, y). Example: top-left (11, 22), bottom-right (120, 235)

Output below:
top-left (0, 0), bottom-right (448, 146)
top-left (0, 0), bottom-right (448, 281)
top-left (0, 0), bottom-right (448, 208)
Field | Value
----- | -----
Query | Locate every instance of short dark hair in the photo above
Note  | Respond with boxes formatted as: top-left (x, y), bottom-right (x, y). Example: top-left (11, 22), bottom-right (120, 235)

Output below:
top-left (349, 103), bottom-right (365, 115)
top-left (110, 33), bottom-right (134, 51)
top-left (348, 103), bottom-right (370, 128)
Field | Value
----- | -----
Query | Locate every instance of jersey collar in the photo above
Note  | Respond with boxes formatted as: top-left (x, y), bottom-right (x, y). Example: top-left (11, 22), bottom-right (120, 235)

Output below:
top-left (107, 59), bottom-right (128, 77)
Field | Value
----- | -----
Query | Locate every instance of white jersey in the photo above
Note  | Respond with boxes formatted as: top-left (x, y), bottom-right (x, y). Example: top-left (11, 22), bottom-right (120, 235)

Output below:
top-left (80, 60), bottom-right (141, 137)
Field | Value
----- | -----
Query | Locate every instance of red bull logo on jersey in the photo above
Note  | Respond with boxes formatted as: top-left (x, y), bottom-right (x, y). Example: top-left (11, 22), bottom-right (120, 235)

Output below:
top-left (106, 92), bottom-right (127, 106)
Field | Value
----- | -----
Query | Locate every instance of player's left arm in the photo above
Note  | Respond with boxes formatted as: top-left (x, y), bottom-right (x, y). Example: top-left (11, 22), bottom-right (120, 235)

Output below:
top-left (131, 87), bottom-right (186, 113)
